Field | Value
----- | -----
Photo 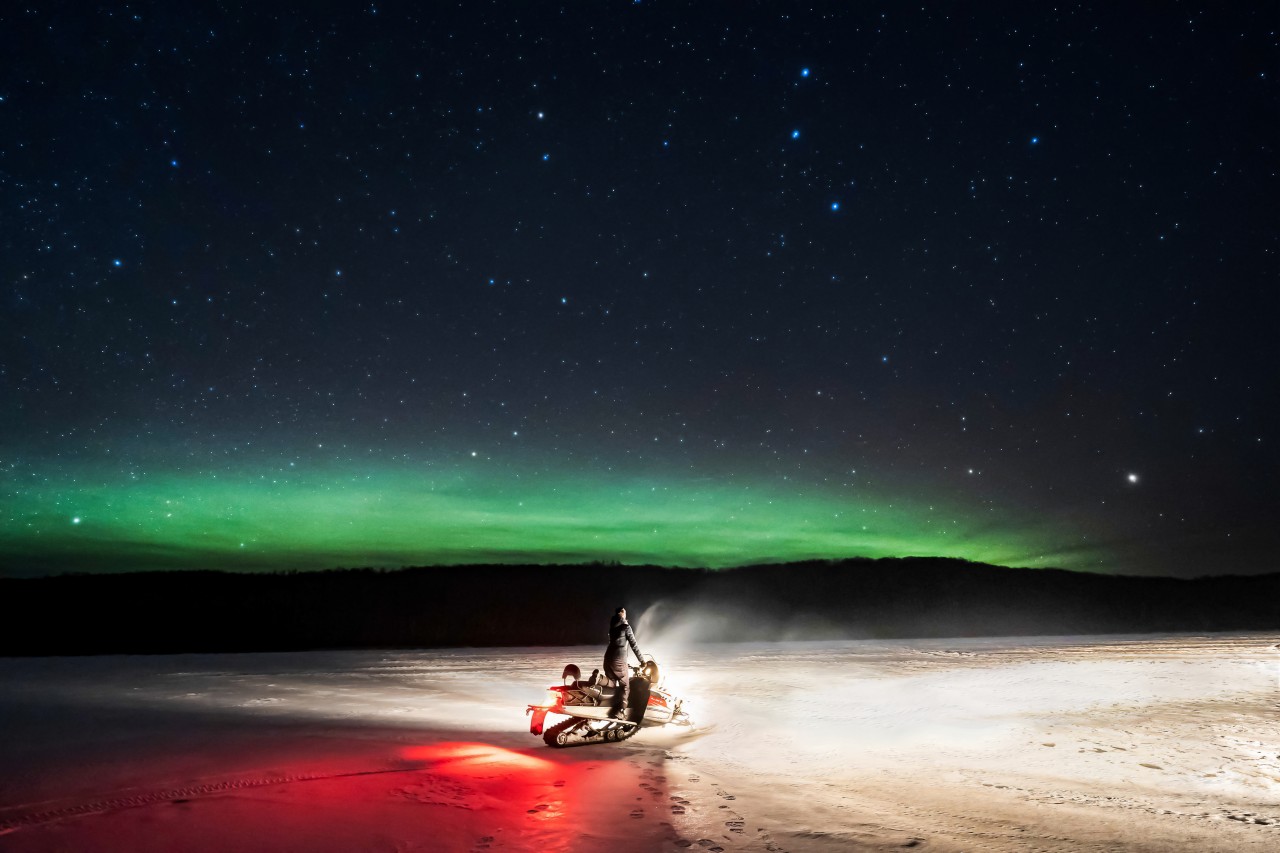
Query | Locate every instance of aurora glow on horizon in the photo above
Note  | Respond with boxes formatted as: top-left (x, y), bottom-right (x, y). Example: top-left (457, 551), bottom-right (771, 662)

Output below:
top-left (2, 6), bottom-right (1275, 581)
top-left (2, 453), bottom-right (1093, 575)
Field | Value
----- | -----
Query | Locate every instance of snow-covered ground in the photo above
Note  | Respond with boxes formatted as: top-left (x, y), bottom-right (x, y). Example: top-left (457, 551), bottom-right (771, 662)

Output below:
top-left (1, 633), bottom-right (1277, 851)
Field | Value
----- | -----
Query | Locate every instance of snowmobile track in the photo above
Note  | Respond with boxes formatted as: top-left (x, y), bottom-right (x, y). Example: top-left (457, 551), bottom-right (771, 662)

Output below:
top-left (543, 715), bottom-right (638, 748)
top-left (0, 767), bottom-right (411, 835)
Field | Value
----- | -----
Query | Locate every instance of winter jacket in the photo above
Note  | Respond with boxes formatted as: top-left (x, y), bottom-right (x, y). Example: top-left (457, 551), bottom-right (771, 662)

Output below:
top-left (605, 616), bottom-right (643, 665)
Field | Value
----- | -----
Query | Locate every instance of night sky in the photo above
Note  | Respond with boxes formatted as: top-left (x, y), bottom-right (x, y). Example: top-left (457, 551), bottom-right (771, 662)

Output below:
top-left (2, 3), bottom-right (1275, 578)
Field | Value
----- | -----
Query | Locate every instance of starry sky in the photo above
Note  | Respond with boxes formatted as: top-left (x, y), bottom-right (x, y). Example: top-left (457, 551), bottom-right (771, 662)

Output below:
top-left (2, 3), bottom-right (1276, 578)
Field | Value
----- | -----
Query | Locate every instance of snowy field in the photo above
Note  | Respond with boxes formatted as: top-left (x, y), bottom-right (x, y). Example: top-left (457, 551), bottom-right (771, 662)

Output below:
top-left (1, 633), bottom-right (1277, 851)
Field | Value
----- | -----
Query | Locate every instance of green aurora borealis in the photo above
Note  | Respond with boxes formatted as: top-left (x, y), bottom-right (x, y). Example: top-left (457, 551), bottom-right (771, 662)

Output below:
top-left (4, 7), bottom-right (1277, 584)
top-left (1, 458), bottom-right (1097, 575)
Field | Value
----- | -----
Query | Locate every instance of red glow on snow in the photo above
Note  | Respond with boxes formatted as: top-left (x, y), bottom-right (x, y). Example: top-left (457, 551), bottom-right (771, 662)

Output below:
top-left (399, 741), bottom-right (551, 772)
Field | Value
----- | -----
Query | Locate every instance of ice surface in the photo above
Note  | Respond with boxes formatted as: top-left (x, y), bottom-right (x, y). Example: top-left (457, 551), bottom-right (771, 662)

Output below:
top-left (2, 633), bottom-right (1278, 851)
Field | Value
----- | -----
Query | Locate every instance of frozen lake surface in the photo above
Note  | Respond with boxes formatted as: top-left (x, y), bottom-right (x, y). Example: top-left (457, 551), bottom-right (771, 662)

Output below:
top-left (2, 633), bottom-right (1277, 851)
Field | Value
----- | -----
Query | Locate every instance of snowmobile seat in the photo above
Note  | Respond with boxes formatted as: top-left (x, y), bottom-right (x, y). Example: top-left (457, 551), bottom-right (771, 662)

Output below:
top-left (578, 672), bottom-right (617, 704)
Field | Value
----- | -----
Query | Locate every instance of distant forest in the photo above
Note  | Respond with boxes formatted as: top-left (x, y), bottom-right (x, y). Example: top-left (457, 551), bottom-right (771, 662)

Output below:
top-left (2, 558), bottom-right (1277, 655)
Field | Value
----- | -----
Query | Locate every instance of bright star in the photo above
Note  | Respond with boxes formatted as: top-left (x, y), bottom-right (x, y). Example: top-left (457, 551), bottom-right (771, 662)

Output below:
top-left (170, 159), bottom-right (179, 167)
top-left (1127, 473), bottom-right (1140, 484)
top-left (830, 201), bottom-right (840, 212)
top-left (1031, 136), bottom-right (1040, 145)
top-left (801, 67), bottom-right (810, 78)
top-left (72, 517), bottom-right (81, 524)
top-left (791, 129), bottom-right (800, 140)
top-left (112, 259), bottom-right (122, 267)
top-left (542, 153), bottom-right (550, 161)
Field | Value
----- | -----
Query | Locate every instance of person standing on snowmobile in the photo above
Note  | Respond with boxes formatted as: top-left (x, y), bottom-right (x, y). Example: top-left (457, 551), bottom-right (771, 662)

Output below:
top-left (604, 606), bottom-right (643, 719)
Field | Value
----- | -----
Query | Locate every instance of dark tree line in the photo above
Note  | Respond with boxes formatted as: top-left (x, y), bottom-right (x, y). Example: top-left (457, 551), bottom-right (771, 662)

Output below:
top-left (1, 558), bottom-right (1276, 655)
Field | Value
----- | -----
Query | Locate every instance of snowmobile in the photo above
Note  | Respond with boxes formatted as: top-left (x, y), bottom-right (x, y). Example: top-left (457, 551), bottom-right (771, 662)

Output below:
top-left (526, 657), bottom-right (693, 747)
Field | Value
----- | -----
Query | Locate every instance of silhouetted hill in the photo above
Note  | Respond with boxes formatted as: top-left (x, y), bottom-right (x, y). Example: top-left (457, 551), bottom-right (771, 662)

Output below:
top-left (1, 558), bottom-right (1277, 655)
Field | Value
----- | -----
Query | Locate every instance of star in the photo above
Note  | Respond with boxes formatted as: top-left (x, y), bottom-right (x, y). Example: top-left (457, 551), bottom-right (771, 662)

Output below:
top-left (1127, 473), bottom-right (1140, 484)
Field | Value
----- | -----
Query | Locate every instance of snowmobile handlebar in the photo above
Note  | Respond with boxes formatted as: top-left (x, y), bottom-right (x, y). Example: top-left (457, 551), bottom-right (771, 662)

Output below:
top-left (632, 657), bottom-right (660, 685)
